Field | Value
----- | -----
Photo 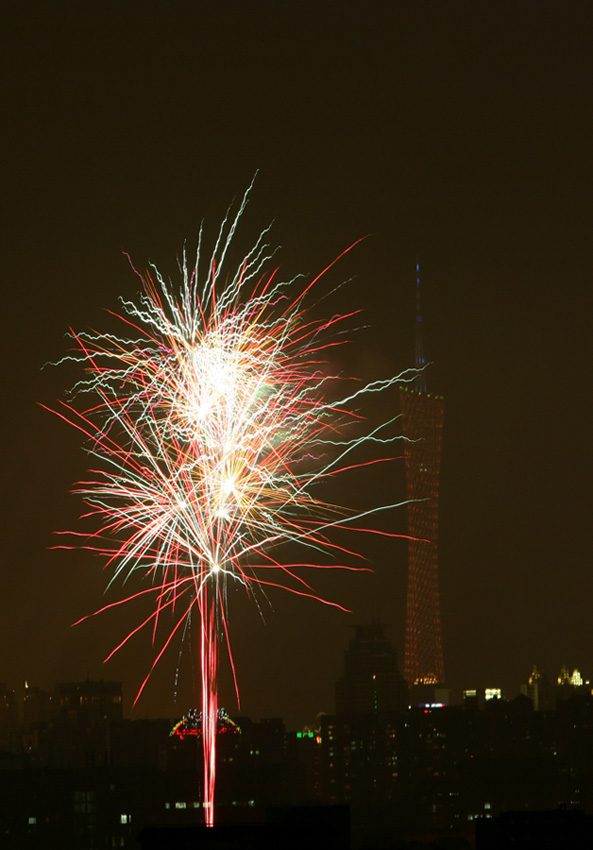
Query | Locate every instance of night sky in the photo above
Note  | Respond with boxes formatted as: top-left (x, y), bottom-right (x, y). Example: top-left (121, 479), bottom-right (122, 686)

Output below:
top-left (2, 3), bottom-right (592, 730)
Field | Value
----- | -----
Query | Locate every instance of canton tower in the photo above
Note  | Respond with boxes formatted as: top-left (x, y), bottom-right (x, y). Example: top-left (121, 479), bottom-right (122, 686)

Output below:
top-left (400, 261), bottom-right (445, 686)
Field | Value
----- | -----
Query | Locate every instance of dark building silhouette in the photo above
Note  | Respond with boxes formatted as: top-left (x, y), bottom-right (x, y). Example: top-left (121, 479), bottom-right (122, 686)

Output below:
top-left (23, 683), bottom-right (56, 727)
top-left (400, 262), bottom-right (445, 688)
top-left (0, 683), bottom-right (17, 751)
top-left (319, 712), bottom-right (400, 808)
top-left (57, 679), bottom-right (123, 726)
top-left (137, 806), bottom-right (350, 850)
top-left (31, 680), bottom-right (124, 769)
top-left (475, 809), bottom-right (593, 849)
top-left (521, 664), bottom-right (556, 711)
top-left (335, 623), bottom-right (407, 715)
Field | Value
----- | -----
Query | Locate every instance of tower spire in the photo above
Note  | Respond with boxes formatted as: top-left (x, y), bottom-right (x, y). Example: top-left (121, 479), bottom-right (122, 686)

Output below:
top-left (414, 257), bottom-right (427, 393)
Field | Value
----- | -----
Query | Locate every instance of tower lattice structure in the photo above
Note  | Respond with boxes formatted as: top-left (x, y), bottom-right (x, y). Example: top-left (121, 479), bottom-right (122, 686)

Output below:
top-left (401, 261), bottom-right (445, 686)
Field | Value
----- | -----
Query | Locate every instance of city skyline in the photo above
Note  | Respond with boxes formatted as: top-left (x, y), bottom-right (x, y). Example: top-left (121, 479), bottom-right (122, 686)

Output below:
top-left (3, 635), bottom-right (591, 730)
top-left (2, 4), bottom-right (592, 730)
top-left (6, 666), bottom-right (593, 848)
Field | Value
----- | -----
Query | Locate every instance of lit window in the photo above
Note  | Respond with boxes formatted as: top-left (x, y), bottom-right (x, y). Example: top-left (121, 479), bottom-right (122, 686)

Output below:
top-left (485, 688), bottom-right (502, 701)
top-left (120, 814), bottom-right (130, 825)
top-left (175, 802), bottom-right (187, 810)
top-left (571, 669), bottom-right (583, 686)
top-left (28, 817), bottom-right (36, 826)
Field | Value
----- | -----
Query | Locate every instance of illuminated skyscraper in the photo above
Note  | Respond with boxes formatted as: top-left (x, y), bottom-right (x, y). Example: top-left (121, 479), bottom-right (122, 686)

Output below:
top-left (400, 262), bottom-right (445, 686)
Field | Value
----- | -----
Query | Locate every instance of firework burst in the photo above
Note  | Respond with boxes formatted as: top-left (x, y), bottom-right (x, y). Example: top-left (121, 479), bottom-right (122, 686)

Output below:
top-left (47, 187), bottom-right (415, 824)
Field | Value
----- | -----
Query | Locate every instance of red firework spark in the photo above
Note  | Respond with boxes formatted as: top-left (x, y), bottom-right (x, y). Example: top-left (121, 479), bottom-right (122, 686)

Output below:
top-left (46, 187), bottom-right (414, 824)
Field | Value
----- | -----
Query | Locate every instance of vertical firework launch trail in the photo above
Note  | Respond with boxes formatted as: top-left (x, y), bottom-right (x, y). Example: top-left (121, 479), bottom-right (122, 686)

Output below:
top-left (48, 186), bottom-right (415, 824)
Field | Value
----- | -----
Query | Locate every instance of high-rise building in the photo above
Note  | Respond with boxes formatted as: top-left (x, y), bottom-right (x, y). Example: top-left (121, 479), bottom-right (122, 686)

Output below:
top-left (23, 682), bottom-right (56, 727)
top-left (57, 679), bottom-right (123, 727)
top-left (335, 622), bottom-right (407, 715)
top-left (0, 682), bottom-right (17, 750)
top-left (400, 262), bottom-right (445, 687)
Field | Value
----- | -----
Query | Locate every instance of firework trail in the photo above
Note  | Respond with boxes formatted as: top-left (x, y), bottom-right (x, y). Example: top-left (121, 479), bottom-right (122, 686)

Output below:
top-left (47, 187), bottom-right (417, 824)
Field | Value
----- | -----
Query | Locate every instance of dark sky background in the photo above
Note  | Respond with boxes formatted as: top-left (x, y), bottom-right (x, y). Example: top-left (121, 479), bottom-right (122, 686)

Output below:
top-left (2, 3), bottom-right (592, 730)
